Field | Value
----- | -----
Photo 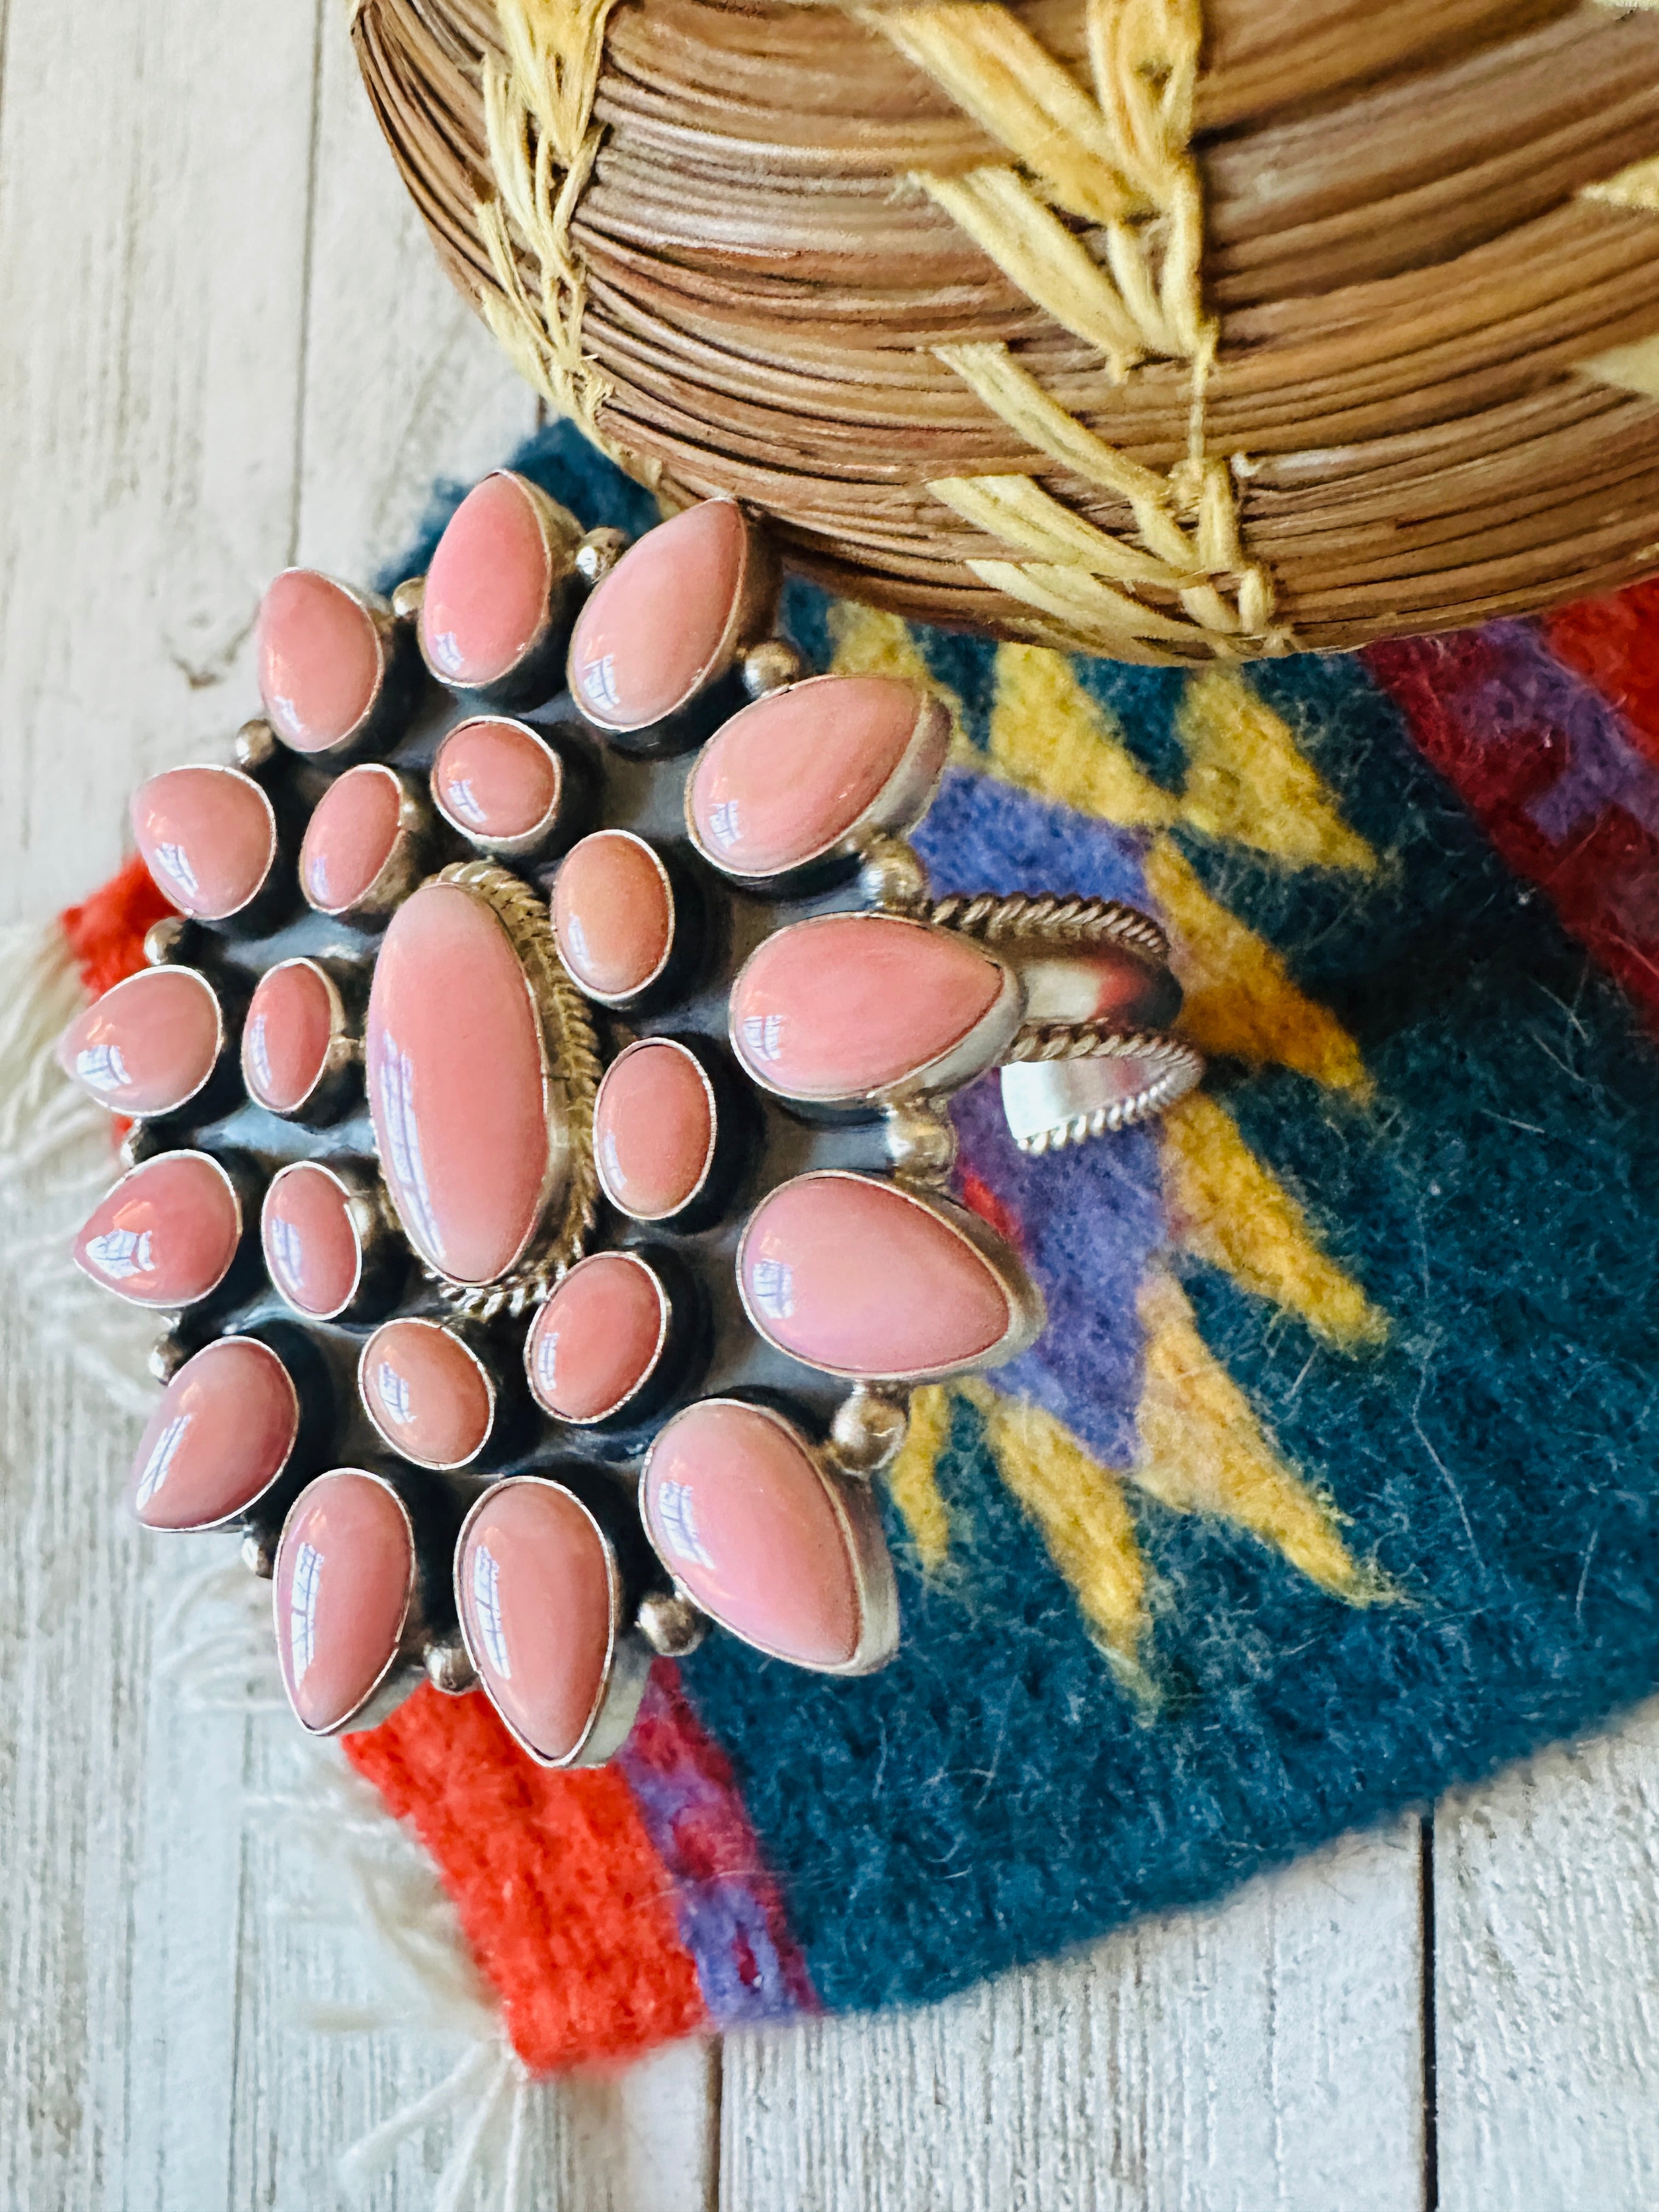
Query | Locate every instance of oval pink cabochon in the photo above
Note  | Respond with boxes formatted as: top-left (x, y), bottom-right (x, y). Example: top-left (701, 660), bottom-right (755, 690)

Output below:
top-left (366, 882), bottom-right (551, 1285)
top-left (362, 1318), bottom-right (494, 1468)
top-left (257, 569), bottom-right (382, 753)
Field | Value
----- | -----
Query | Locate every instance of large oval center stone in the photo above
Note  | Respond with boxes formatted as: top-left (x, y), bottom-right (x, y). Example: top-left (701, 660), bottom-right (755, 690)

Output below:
top-left (366, 881), bottom-right (556, 1285)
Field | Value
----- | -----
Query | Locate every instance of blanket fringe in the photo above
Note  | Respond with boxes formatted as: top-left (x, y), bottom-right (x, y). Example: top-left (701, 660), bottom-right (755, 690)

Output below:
top-left (157, 1561), bottom-right (550, 2208)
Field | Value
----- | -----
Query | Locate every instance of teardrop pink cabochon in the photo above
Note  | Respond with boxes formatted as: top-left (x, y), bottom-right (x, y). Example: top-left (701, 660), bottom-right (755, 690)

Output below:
top-left (687, 675), bottom-right (932, 877)
top-left (131, 767), bottom-right (275, 921)
top-left (421, 473), bottom-right (554, 687)
top-left (458, 1480), bottom-right (617, 1763)
top-left (730, 914), bottom-right (1004, 1102)
top-left (642, 1401), bottom-right (865, 1668)
top-left (568, 500), bottom-right (747, 729)
top-left (57, 967), bottom-right (221, 1116)
top-left (257, 569), bottom-right (382, 753)
top-left (740, 1173), bottom-right (1019, 1380)
top-left (74, 1152), bottom-right (240, 1309)
top-left (128, 1337), bottom-right (298, 1530)
top-left (275, 1471), bottom-right (414, 1733)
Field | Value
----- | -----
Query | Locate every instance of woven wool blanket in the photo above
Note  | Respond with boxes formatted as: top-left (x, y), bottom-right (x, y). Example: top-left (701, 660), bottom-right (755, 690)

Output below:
top-left (52, 425), bottom-right (1659, 2070)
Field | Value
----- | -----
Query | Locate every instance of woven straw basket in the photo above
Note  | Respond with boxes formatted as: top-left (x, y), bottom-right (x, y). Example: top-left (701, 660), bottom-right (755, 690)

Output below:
top-left (354, 0), bottom-right (1659, 664)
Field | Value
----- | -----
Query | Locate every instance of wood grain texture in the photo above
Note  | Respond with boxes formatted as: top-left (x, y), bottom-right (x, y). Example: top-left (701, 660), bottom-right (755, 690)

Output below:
top-left (1435, 1701), bottom-right (1659, 2211)
top-left (295, 0), bottom-right (540, 585)
top-left (0, 0), bottom-right (318, 927)
top-left (3, 0), bottom-right (1659, 2203)
top-left (723, 1820), bottom-right (1426, 2212)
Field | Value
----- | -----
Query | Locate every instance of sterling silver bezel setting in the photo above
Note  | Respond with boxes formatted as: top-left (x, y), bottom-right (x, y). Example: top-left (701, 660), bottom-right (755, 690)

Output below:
top-left (639, 1397), bottom-right (901, 1677)
top-left (74, 474), bottom-right (1204, 1753)
top-left (273, 1465), bottom-right (424, 1740)
top-left (453, 1474), bottom-right (650, 1769)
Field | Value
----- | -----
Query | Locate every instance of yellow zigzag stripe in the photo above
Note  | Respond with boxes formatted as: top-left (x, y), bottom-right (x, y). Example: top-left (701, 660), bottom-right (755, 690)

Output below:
top-left (969, 1383), bottom-right (1155, 1697)
top-left (1144, 839), bottom-right (1373, 1096)
top-left (1135, 1271), bottom-right (1385, 1601)
top-left (986, 646), bottom-right (1374, 871)
top-left (886, 1383), bottom-right (955, 1574)
top-left (1176, 669), bottom-right (1375, 872)
top-left (820, 613), bottom-right (1391, 1639)
top-left (895, 1355), bottom-right (1383, 1683)
top-left (989, 640), bottom-right (1179, 823)
top-left (1160, 1095), bottom-right (1387, 1348)
top-left (827, 631), bottom-right (1373, 1097)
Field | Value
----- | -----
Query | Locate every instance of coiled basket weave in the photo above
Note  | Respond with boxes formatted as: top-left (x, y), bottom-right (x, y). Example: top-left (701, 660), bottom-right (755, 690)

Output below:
top-left (354, 0), bottom-right (1659, 664)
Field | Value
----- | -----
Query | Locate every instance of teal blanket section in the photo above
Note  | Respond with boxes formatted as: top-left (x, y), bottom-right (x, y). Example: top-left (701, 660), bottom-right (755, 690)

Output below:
top-left (684, 607), bottom-right (1659, 2013)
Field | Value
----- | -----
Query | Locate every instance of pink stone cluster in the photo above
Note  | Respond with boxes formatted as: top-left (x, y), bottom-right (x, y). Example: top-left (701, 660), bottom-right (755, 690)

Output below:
top-left (60, 471), bottom-right (1137, 1759)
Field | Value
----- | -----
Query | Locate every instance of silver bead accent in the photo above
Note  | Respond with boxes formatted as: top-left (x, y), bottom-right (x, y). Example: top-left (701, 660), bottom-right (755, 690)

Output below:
top-left (233, 718), bottom-right (278, 774)
top-left (241, 1529), bottom-right (277, 1580)
top-left (143, 914), bottom-right (189, 967)
top-left (146, 1332), bottom-right (190, 1385)
top-left (829, 1386), bottom-right (909, 1476)
top-left (741, 638), bottom-right (804, 699)
top-left (390, 574), bottom-right (426, 619)
top-left (424, 1635), bottom-right (478, 1695)
top-left (637, 1589), bottom-right (708, 1658)
top-left (884, 1099), bottom-right (957, 1183)
top-left (858, 836), bottom-right (929, 913)
top-left (119, 1125), bottom-right (165, 1173)
top-left (575, 527), bottom-right (629, 585)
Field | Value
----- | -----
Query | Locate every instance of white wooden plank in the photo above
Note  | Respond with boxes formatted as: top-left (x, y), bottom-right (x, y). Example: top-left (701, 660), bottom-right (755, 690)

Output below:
top-left (293, 4), bottom-right (539, 583)
top-left (0, 0), bottom-right (323, 928)
top-left (219, 1702), bottom-right (717, 2212)
top-left (0, 0), bottom-right (321, 2203)
top-left (723, 1819), bottom-right (1426, 2212)
top-left (1435, 1699), bottom-right (1659, 2210)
